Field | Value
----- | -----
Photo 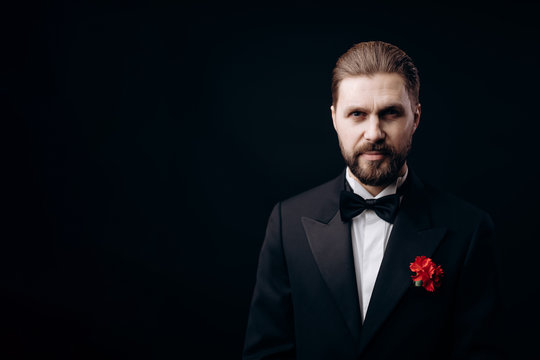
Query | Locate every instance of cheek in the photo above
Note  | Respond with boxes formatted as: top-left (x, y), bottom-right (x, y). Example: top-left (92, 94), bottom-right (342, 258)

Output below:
top-left (339, 132), bottom-right (362, 152)
top-left (386, 123), bottom-right (414, 145)
top-left (338, 123), bottom-right (363, 142)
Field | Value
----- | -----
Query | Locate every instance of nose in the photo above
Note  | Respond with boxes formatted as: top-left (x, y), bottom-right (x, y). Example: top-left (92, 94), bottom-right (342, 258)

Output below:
top-left (364, 115), bottom-right (385, 142)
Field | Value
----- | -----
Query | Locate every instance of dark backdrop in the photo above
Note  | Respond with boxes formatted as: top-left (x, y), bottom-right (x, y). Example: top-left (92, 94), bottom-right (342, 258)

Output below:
top-left (5, 1), bottom-right (539, 359)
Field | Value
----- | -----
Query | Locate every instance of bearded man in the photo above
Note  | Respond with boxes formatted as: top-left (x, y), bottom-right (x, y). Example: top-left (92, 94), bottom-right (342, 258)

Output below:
top-left (243, 41), bottom-right (503, 360)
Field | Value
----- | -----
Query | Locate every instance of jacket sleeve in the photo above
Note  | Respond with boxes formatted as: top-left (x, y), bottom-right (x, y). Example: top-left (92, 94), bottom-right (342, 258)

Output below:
top-left (451, 213), bottom-right (506, 359)
top-left (243, 202), bottom-right (296, 360)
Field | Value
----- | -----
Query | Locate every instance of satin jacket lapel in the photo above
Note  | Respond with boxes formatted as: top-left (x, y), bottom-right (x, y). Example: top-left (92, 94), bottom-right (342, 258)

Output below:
top-left (357, 170), bottom-right (447, 356)
top-left (300, 170), bottom-right (362, 344)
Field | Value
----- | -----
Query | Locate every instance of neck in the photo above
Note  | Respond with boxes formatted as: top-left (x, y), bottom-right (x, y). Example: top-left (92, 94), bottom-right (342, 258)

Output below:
top-left (348, 163), bottom-right (408, 197)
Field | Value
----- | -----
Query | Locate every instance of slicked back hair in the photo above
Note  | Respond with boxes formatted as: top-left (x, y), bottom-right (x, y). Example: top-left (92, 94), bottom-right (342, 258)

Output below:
top-left (332, 41), bottom-right (420, 110)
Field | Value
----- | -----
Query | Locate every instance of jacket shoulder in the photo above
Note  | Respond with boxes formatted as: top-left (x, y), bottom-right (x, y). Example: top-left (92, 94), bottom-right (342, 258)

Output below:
top-left (279, 172), bottom-right (343, 223)
top-left (423, 183), bottom-right (494, 229)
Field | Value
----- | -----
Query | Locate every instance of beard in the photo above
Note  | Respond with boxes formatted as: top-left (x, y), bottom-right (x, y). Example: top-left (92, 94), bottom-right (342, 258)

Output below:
top-left (340, 137), bottom-right (412, 187)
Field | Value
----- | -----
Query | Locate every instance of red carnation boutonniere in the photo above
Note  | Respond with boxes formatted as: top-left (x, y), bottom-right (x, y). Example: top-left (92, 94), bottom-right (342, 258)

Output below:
top-left (409, 256), bottom-right (444, 292)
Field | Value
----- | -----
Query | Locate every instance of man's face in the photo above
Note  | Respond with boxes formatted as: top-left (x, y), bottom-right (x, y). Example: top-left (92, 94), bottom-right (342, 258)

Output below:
top-left (331, 73), bottom-right (420, 187)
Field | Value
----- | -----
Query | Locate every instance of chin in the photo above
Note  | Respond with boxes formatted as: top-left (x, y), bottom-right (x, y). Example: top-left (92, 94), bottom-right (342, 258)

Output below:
top-left (358, 157), bottom-right (389, 169)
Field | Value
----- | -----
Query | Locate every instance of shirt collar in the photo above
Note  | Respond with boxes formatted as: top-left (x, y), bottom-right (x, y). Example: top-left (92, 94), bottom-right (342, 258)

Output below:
top-left (345, 166), bottom-right (409, 199)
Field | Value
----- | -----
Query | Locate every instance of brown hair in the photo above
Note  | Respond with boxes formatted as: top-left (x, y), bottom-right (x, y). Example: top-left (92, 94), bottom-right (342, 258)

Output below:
top-left (331, 41), bottom-right (420, 108)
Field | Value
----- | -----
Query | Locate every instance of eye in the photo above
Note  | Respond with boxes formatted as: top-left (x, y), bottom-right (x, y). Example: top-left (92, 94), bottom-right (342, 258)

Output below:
top-left (350, 111), bottom-right (366, 118)
top-left (382, 107), bottom-right (402, 118)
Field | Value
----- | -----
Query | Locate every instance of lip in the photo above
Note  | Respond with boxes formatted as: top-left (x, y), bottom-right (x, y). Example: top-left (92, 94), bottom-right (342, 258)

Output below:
top-left (360, 151), bottom-right (387, 160)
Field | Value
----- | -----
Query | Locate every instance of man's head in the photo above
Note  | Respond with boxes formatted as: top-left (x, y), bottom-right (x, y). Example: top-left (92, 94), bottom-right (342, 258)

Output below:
top-left (330, 41), bottom-right (421, 192)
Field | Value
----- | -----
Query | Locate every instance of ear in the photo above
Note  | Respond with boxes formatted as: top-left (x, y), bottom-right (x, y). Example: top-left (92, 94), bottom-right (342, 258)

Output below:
top-left (412, 103), bottom-right (421, 134)
top-left (331, 105), bottom-right (337, 131)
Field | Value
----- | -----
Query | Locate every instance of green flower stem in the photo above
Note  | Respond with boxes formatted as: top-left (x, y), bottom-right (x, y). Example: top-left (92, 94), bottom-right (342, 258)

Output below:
top-left (414, 280), bottom-right (423, 287)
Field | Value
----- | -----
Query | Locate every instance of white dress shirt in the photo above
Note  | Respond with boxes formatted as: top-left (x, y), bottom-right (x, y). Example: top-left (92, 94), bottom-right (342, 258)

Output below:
top-left (345, 166), bottom-right (408, 322)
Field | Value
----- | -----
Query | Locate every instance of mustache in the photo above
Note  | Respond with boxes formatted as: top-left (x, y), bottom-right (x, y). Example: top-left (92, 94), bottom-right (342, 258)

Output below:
top-left (354, 143), bottom-right (394, 157)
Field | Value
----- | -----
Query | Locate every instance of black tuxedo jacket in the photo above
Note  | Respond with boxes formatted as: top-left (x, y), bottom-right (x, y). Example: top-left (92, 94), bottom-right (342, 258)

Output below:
top-left (243, 169), bottom-right (503, 360)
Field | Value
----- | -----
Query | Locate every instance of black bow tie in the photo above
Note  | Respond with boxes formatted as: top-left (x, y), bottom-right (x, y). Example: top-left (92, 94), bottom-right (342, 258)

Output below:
top-left (340, 191), bottom-right (401, 224)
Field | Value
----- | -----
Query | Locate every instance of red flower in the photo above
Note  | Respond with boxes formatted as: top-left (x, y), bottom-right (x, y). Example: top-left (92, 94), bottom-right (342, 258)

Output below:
top-left (409, 256), bottom-right (444, 292)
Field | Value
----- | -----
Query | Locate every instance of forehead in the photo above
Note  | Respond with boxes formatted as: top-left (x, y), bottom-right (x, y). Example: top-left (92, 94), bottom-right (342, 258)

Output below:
top-left (337, 73), bottom-right (410, 109)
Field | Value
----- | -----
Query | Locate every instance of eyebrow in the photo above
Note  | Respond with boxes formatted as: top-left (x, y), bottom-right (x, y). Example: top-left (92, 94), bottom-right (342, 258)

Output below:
top-left (343, 103), bottom-right (406, 115)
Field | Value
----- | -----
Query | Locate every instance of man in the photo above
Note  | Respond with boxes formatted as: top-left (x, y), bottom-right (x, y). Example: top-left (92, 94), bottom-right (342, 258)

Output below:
top-left (243, 41), bottom-right (502, 360)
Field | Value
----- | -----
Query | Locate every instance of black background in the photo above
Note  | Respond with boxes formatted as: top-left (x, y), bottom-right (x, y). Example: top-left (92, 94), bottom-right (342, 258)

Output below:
top-left (5, 1), bottom-right (540, 359)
